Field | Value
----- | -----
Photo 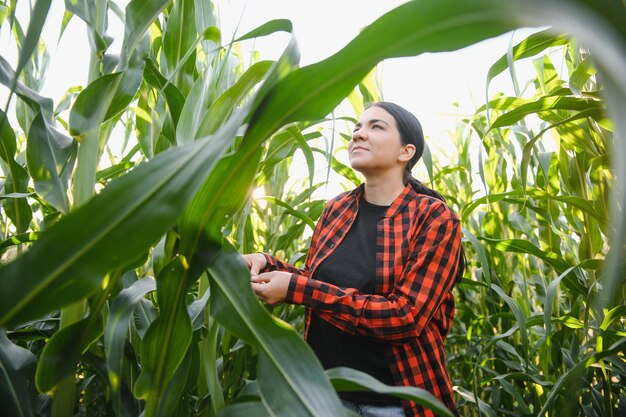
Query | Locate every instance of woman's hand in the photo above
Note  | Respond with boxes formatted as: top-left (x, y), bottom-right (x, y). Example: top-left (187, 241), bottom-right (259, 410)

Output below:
top-left (251, 271), bottom-right (291, 305)
top-left (242, 253), bottom-right (267, 276)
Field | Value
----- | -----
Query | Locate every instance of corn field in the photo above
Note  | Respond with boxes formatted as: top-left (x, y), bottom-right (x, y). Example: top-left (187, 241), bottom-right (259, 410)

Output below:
top-left (0, 0), bottom-right (625, 416)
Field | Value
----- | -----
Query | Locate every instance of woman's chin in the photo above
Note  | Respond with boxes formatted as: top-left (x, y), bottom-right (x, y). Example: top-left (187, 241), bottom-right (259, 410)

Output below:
top-left (348, 157), bottom-right (368, 171)
top-left (349, 162), bottom-right (366, 173)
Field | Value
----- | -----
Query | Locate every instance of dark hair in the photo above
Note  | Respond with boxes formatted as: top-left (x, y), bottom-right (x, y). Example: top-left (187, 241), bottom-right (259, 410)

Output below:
top-left (367, 101), bottom-right (466, 282)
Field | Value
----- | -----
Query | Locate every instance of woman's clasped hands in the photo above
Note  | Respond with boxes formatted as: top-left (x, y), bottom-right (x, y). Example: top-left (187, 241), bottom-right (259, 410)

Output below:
top-left (242, 253), bottom-right (291, 305)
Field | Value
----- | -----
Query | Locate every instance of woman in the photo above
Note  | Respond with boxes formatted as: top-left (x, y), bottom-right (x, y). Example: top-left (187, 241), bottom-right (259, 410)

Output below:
top-left (243, 102), bottom-right (464, 417)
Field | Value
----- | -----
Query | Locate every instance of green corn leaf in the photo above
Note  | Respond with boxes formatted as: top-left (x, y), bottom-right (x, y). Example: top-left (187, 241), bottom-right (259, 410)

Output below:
top-left (181, 146), bottom-right (263, 253)
top-left (244, 1), bottom-right (515, 146)
top-left (96, 160), bottom-right (136, 184)
top-left (0, 329), bottom-right (37, 417)
top-left (234, 19), bottom-right (293, 43)
top-left (482, 237), bottom-right (570, 272)
top-left (327, 367), bottom-right (454, 417)
top-left (533, 54), bottom-right (563, 95)
top-left (69, 48), bottom-right (145, 205)
top-left (156, 344), bottom-right (194, 417)
top-left (177, 27), bottom-right (301, 256)
top-left (0, 193), bottom-right (35, 200)
top-left (194, 0), bottom-right (218, 53)
top-left (461, 228), bottom-right (492, 286)
top-left (0, 110), bottom-right (18, 160)
top-left (207, 242), bottom-right (348, 416)
top-left (486, 29), bottom-right (570, 86)
top-left (70, 43), bottom-right (145, 140)
top-left (324, 150), bottom-right (361, 188)
top-left (1, 178), bottom-right (31, 233)
top-left (600, 304), bottom-right (626, 331)
top-left (35, 314), bottom-right (103, 392)
top-left (537, 338), bottom-right (626, 416)
top-left (544, 265), bottom-right (578, 337)
top-left (0, 4), bottom-right (9, 27)
top-left (0, 110), bottom-right (33, 233)
top-left (159, 26), bottom-right (222, 95)
top-left (196, 60), bottom-right (274, 137)
top-left (120, 0), bottom-right (172, 69)
top-left (134, 257), bottom-right (193, 417)
top-left (3, 0), bottom-right (51, 107)
top-left (63, 0), bottom-right (109, 52)
top-left (461, 187), bottom-right (606, 226)
top-left (520, 107), bottom-right (606, 191)
top-left (258, 130), bottom-right (306, 183)
top-left (216, 402), bottom-right (271, 417)
top-left (134, 85), bottom-right (163, 159)
top-left (476, 96), bottom-right (533, 113)
top-left (162, 0), bottom-right (196, 85)
top-left (287, 125), bottom-right (316, 188)
top-left (489, 96), bottom-right (604, 130)
top-left (143, 58), bottom-right (186, 127)
top-left (490, 284), bottom-right (528, 364)
top-left (260, 196), bottom-right (316, 230)
top-left (69, 72), bottom-right (124, 139)
top-left (188, 286), bottom-right (210, 331)
top-left (454, 386), bottom-right (496, 417)
top-left (481, 237), bottom-right (587, 296)
top-left (202, 318), bottom-right (224, 414)
top-left (0, 103), bottom-right (249, 327)
top-left (26, 111), bottom-right (75, 213)
top-left (0, 56), bottom-right (54, 115)
top-left (569, 56), bottom-right (597, 95)
top-left (0, 232), bottom-right (40, 252)
top-left (105, 277), bottom-right (156, 416)
top-left (175, 71), bottom-right (215, 145)
top-left (175, 19), bottom-right (286, 145)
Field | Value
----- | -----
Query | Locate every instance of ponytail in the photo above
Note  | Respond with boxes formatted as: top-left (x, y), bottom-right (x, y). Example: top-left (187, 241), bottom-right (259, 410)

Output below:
top-left (404, 171), bottom-right (446, 202)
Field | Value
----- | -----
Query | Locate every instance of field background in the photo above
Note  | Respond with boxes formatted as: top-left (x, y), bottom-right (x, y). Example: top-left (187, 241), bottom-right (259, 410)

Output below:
top-left (0, 1), bottom-right (624, 416)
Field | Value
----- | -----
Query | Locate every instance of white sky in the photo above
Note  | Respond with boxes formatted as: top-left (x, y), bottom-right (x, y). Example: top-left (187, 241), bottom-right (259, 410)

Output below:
top-left (2, 0), bottom-right (541, 133)
top-left (217, 1), bottom-right (539, 134)
top-left (214, 1), bottom-right (542, 198)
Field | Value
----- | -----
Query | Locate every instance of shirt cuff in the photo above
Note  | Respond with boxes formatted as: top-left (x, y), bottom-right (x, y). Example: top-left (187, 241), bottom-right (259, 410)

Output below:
top-left (260, 253), bottom-right (276, 273)
top-left (285, 273), bottom-right (314, 305)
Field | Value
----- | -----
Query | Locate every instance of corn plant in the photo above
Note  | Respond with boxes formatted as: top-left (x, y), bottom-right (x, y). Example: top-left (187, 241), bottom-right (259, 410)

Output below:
top-left (0, 1), bottom-right (624, 417)
top-left (423, 29), bottom-right (625, 416)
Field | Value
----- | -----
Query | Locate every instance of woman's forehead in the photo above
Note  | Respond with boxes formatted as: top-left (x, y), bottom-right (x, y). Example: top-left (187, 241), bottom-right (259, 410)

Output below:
top-left (357, 106), bottom-right (395, 124)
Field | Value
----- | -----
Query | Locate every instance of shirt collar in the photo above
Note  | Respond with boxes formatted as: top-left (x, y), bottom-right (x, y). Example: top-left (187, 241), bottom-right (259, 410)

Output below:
top-left (349, 183), bottom-right (415, 218)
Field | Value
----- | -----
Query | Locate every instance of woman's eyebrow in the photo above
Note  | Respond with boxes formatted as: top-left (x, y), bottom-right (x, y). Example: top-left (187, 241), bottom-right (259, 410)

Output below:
top-left (354, 118), bottom-right (390, 128)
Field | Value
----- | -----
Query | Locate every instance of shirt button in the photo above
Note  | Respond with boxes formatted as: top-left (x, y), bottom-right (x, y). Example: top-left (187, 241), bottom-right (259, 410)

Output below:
top-left (329, 243), bottom-right (335, 248)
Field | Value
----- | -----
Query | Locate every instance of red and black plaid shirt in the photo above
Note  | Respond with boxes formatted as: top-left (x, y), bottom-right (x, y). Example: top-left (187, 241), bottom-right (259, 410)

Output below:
top-left (262, 183), bottom-right (462, 417)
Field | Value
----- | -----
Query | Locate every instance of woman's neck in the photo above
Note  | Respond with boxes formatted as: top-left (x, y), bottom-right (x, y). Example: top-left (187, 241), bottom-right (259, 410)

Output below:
top-left (362, 173), bottom-right (406, 206)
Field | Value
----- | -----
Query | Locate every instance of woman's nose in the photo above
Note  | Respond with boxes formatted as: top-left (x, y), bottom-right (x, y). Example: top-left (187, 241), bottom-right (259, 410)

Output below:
top-left (352, 128), bottom-right (366, 141)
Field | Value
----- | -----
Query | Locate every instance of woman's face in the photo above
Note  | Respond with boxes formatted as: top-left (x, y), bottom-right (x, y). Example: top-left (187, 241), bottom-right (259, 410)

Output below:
top-left (348, 106), bottom-right (414, 175)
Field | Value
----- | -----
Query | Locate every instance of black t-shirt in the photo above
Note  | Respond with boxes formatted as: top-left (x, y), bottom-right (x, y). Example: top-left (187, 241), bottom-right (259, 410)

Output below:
top-left (307, 197), bottom-right (400, 405)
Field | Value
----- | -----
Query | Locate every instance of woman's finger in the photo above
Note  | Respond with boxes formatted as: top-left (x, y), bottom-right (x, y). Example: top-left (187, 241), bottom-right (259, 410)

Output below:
top-left (251, 282), bottom-right (267, 300)
top-left (249, 265), bottom-right (261, 276)
top-left (251, 275), bottom-right (269, 284)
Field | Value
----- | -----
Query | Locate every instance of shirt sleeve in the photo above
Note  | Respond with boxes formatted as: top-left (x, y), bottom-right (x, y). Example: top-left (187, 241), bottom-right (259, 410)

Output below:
top-left (260, 253), bottom-right (305, 275)
top-left (285, 215), bottom-right (462, 343)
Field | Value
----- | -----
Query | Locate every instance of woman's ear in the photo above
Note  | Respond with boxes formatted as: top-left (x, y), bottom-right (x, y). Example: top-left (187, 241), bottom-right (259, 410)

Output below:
top-left (399, 144), bottom-right (416, 163)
